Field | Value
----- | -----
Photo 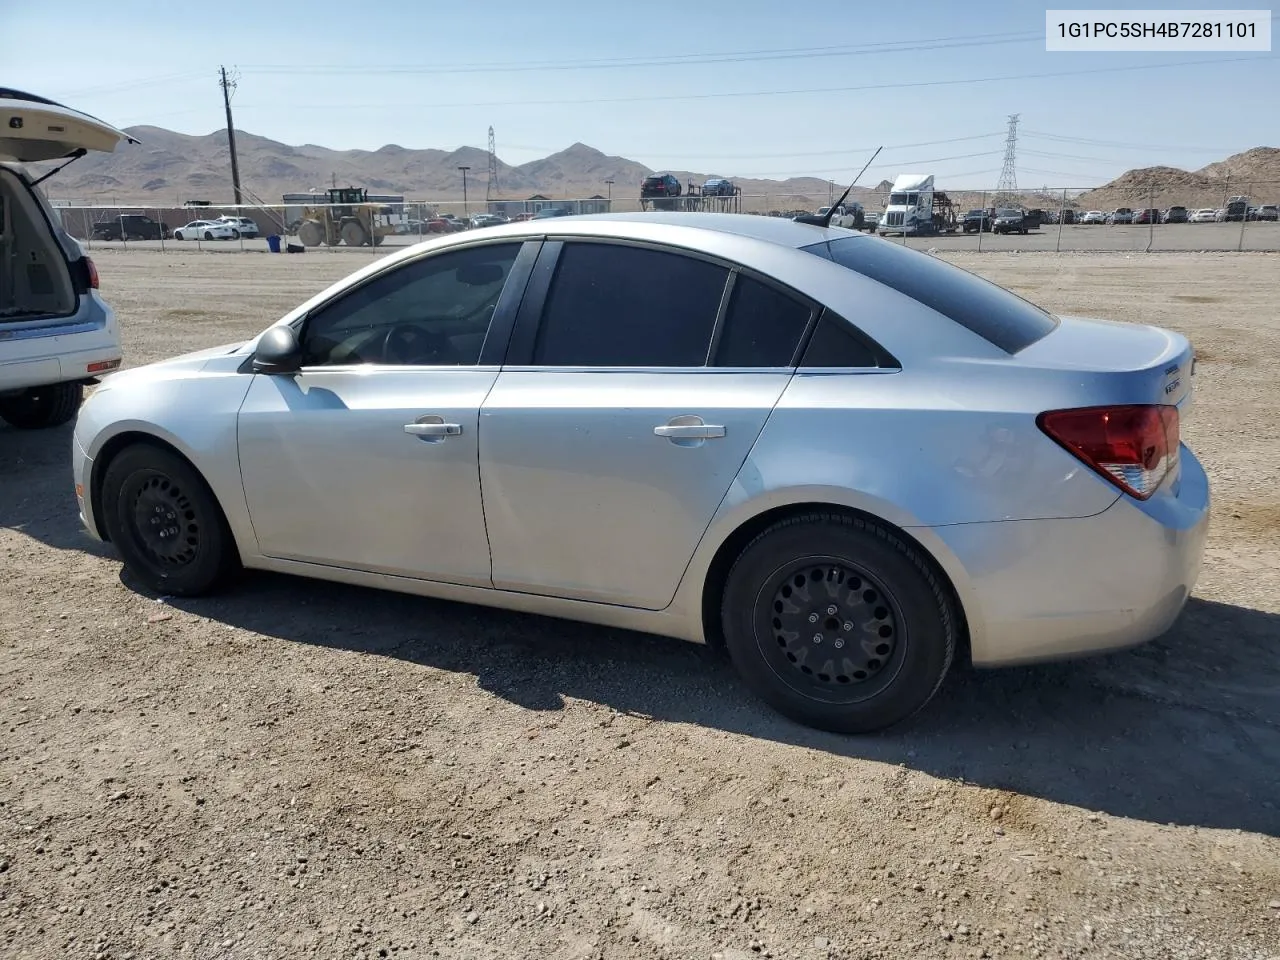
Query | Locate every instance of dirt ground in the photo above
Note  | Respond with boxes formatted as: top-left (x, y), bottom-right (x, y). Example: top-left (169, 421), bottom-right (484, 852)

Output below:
top-left (2, 249), bottom-right (1278, 960)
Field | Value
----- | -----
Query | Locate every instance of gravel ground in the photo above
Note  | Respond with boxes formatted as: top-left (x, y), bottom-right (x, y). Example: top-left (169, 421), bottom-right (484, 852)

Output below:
top-left (2, 249), bottom-right (1278, 960)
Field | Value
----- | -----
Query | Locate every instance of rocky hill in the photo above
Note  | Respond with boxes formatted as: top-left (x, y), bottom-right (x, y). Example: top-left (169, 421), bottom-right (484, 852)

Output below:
top-left (1074, 148), bottom-right (1280, 210)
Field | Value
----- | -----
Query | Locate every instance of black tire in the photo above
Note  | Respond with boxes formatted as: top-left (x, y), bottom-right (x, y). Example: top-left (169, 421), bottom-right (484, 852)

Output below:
top-left (720, 513), bottom-right (956, 734)
top-left (203, 231), bottom-right (214, 241)
top-left (100, 444), bottom-right (239, 596)
top-left (0, 382), bottom-right (83, 429)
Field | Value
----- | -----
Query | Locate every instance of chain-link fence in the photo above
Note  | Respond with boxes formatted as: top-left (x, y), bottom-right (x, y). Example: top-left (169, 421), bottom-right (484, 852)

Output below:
top-left (46, 177), bottom-right (1280, 255)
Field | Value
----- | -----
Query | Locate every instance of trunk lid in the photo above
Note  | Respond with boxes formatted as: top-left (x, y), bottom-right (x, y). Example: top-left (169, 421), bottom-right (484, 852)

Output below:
top-left (1017, 314), bottom-right (1194, 409)
top-left (0, 89), bottom-right (137, 163)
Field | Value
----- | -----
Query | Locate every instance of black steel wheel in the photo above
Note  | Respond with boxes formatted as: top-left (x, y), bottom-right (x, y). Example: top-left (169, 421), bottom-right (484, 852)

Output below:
top-left (721, 513), bottom-right (956, 734)
top-left (761, 558), bottom-right (906, 703)
top-left (100, 444), bottom-right (239, 596)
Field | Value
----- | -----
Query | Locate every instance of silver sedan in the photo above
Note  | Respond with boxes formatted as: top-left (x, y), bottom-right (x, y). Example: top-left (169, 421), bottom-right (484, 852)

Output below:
top-left (71, 213), bottom-right (1210, 733)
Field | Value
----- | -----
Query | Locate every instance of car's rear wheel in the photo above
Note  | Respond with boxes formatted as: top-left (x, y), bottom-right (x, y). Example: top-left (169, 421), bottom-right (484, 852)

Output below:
top-left (100, 445), bottom-right (239, 596)
top-left (721, 513), bottom-right (956, 734)
top-left (0, 382), bottom-right (83, 429)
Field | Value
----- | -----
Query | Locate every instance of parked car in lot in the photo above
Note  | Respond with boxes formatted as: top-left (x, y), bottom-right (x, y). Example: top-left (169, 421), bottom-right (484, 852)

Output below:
top-left (702, 177), bottom-right (736, 197)
top-left (0, 88), bottom-right (126, 429)
top-left (960, 208), bottom-right (993, 232)
top-left (1108, 208), bottom-right (1135, 225)
top-left (469, 213), bottom-right (508, 229)
top-left (991, 207), bottom-right (1028, 235)
top-left (1080, 210), bottom-right (1106, 224)
top-left (1133, 208), bottom-right (1162, 225)
top-left (216, 216), bottom-right (261, 238)
top-left (641, 173), bottom-right (682, 198)
top-left (1247, 204), bottom-right (1278, 221)
top-left (809, 203), bottom-right (869, 231)
top-left (532, 206), bottom-right (574, 219)
top-left (1190, 208), bottom-right (1218, 223)
top-left (1162, 206), bottom-right (1189, 224)
top-left (174, 220), bottom-right (239, 241)
top-left (91, 213), bottom-right (170, 241)
top-left (71, 212), bottom-right (1209, 734)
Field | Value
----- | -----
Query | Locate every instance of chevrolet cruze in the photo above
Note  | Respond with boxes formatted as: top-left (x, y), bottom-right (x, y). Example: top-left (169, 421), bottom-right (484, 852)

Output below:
top-left (72, 213), bottom-right (1210, 733)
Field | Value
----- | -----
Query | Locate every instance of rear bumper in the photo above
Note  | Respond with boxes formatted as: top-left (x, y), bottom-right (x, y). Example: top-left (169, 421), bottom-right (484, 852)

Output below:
top-left (0, 301), bottom-right (120, 393)
top-left (929, 446), bottom-right (1210, 667)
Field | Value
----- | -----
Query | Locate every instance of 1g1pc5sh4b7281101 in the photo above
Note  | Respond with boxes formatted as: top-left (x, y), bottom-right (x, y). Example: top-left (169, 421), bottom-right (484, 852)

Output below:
top-left (1046, 9), bottom-right (1271, 51)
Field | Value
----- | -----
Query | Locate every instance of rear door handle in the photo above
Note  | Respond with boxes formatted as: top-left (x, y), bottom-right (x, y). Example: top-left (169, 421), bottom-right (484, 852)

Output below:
top-left (404, 422), bottom-right (462, 437)
top-left (654, 424), bottom-right (725, 439)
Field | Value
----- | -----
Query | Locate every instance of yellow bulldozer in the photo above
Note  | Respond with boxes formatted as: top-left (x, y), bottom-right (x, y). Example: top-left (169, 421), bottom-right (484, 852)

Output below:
top-left (295, 187), bottom-right (396, 248)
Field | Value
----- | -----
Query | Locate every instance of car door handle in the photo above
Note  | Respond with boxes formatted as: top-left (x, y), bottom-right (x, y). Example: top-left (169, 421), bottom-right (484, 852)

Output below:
top-left (404, 422), bottom-right (462, 437)
top-left (654, 424), bottom-right (725, 439)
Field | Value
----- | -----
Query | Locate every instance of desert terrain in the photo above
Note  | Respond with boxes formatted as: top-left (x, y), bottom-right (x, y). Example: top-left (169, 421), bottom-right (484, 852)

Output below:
top-left (1, 249), bottom-right (1278, 960)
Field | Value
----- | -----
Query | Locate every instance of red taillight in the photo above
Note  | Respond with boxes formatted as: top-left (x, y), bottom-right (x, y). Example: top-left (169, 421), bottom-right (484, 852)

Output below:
top-left (1037, 404), bottom-right (1180, 500)
top-left (85, 257), bottom-right (100, 289)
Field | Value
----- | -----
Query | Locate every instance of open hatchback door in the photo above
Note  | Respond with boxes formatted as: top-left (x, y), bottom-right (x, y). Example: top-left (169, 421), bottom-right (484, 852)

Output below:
top-left (0, 88), bottom-right (138, 163)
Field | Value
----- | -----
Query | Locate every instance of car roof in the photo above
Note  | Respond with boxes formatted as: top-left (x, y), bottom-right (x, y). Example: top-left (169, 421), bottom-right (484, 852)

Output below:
top-left (462, 211), bottom-right (861, 249)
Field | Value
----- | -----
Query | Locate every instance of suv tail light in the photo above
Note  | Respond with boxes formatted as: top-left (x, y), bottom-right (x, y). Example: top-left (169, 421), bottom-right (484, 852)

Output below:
top-left (1037, 404), bottom-right (1180, 500)
top-left (84, 256), bottom-right (100, 289)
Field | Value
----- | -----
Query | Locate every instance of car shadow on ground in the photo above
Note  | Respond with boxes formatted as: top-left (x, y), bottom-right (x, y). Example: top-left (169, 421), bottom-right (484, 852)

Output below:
top-left (165, 571), bottom-right (1280, 838)
top-left (5, 424), bottom-right (1279, 837)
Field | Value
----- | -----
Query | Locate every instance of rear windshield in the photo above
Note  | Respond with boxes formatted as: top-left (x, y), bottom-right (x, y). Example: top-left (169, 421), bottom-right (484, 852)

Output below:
top-left (802, 237), bottom-right (1058, 354)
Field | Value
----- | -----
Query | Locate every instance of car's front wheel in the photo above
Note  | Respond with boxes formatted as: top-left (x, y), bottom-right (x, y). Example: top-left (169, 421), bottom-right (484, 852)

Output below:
top-left (203, 231), bottom-right (214, 241)
top-left (100, 444), bottom-right (240, 596)
top-left (721, 513), bottom-right (956, 734)
top-left (0, 382), bottom-right (83, 429)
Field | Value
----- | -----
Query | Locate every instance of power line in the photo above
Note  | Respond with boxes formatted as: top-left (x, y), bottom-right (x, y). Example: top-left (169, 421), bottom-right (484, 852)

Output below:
top-left (242, 30), bottom-right (1041, 76)
top-left (237, 54), bottom-right (1268, 110)
top-left (730, 150), bottom-right (1005, 178)
top-left (497, 132), bottom-right (1008, 162)
top-left (1022, 130), bottom-right (1239, 153)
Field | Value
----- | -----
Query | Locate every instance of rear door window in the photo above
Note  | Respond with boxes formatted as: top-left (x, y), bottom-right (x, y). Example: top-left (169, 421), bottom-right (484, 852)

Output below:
top-left (532, 242), bottom-right (728, 367)
top-left (712, 274), bottom-right (813, 367)
top-left (802, 237), bottom-right (1057, 353)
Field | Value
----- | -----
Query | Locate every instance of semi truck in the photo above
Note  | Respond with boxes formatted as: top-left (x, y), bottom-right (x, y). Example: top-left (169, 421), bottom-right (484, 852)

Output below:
top-left (876, 174), bottom-right (957, 236)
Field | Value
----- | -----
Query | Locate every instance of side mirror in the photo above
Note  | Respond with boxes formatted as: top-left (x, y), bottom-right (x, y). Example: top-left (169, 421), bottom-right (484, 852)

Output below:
top-left (252, 325), bottom-right (302, 374)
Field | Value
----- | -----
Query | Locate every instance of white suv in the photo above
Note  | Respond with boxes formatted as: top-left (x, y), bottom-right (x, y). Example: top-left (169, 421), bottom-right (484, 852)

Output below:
top-left (0, 89), bottom-right (129, 429)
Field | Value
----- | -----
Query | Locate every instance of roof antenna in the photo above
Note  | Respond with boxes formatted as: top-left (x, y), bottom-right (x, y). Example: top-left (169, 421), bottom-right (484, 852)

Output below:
top-left (795, 145), bottom-right (883, 227)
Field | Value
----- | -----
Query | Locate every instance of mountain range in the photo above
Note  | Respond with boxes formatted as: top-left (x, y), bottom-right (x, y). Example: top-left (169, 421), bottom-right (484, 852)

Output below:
top-left (33, 125), bottom-right (1279, 214)
top-left (39, 126), bottom-right (845, 208)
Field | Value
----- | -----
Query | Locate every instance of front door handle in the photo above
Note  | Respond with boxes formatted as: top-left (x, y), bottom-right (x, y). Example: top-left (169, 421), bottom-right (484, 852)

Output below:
top-left (654, 423), bottom-right (725, 439)
top-left (404, 421), bottom-right (462, 438)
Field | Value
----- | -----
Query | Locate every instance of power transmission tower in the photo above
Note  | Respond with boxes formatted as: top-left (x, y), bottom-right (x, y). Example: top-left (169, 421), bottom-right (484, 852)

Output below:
top-left (219, 66), bottom-right (243, 206)
top-left (486, 126), bottom-right (499, 202)
top-left (994, 113), bottom-right (1019, 202)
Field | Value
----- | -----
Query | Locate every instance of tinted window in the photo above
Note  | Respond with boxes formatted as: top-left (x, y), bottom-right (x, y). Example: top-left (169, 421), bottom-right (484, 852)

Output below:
top-left (302, 243), bottom-right (521, 366)
top-left (713, 274), bottom-right (812, 367)
top-left (533, 243), bottom-right (728, 367)
top-left (802, 237), bottom-right (1057, 353)
top-left (800, 310), bottom-right (881, 369)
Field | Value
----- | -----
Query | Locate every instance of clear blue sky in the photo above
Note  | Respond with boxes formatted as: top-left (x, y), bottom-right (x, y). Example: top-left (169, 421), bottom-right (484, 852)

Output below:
top-left (4, 0), bottom-right (1276, 187)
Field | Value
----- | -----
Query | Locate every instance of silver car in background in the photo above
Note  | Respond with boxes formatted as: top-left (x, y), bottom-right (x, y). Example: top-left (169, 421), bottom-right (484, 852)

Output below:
top-left (71, 213), bottom-right (1209, 733)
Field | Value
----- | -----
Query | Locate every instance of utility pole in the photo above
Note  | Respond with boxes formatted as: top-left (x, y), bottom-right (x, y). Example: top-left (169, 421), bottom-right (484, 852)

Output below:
top-left (458, 165), bottom-right (471, 217)
top-left (218, 66), bottom-right (243, 207)
top-left (604, 178), bottom-right (614, 210)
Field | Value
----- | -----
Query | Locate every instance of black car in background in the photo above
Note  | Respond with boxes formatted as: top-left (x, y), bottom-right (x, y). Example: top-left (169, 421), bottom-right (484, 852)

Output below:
top-left (960, 208), bottom-right (992, 233)
top-left (641, 173), bottom-right (682, 198)
top-left (91, 214), bottom-right (171, 241)
top-left (991, 207), bottom-right (1028, 235)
